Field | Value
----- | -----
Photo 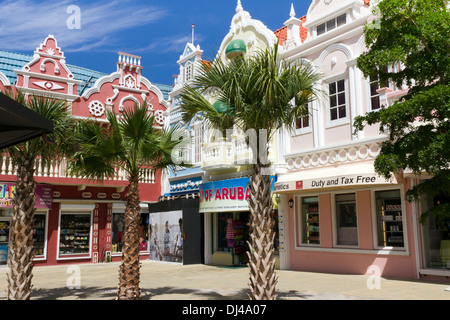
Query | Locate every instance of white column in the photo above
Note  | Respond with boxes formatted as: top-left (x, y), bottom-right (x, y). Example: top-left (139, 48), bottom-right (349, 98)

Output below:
top-left (278, 194), bottom-right (290, 270)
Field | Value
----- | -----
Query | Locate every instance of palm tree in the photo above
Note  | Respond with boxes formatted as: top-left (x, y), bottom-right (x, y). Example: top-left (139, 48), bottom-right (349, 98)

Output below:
top-left (1, 89), bottom-right (76, 300)
top-left (69, 102), bottom-right (183, 300)
top-left (180, 44), bottom-right (320, 300)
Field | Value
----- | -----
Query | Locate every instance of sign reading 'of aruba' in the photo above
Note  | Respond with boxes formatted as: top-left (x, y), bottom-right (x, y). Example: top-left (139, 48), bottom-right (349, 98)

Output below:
top-left (199, 177), bottom-right (250, 213)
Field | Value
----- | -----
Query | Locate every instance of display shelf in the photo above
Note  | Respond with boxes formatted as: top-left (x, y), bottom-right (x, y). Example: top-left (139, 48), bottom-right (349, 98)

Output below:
top-left (59, 215), bottom-right (91, 255)
top-left (377, 196), bottom-right (404, 247)
top-left (303, 202), bottom-right (319, 245)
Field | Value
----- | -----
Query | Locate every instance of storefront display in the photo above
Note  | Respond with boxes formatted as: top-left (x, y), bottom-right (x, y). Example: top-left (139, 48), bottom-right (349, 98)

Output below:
top-left (112, 212), bottom-right (149, 254)
top-left (217, 212), bottom-right (249, 265)
top-left (59, 213), bottom-right (91, 255)
top-left (33, 214), bottom-right (46, 257)
top-left (376, 190), bottom-right (404, 248)
top-left (336, 193), bottom-right (358, 246)
top-left (421, 193), bottom-right (450, 269)
top-left (300, 196), bottom-right (319, 245)
top-left (0, 220), bottom-right (9, 264)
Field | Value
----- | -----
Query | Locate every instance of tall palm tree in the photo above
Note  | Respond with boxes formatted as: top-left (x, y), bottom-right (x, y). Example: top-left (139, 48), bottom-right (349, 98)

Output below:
top-left (1, 89), bottom-right (76, 300)
top-left (69, 102), bottom-right (183, 300)
top-left (180, 44), bottom-right (320, 300)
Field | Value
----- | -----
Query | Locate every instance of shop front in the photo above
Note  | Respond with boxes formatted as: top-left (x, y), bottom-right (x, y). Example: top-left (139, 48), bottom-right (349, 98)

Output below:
top-left (273, 164), bottom-right (421, 280)
top-left (201, 177), bottom-right (279, 267)
top-left (0, 182), bottom-right (53, 265)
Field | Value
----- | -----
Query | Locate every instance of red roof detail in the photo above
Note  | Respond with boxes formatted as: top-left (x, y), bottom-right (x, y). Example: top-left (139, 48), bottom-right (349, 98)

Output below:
top-left (364, 0), bottom-right (370, 5)
top-left (274, 15), bottom-right (308, 46)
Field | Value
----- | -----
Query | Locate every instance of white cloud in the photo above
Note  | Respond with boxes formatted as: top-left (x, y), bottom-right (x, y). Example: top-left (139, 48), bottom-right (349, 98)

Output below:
top-left (0, 0), bottom-right (167, 52)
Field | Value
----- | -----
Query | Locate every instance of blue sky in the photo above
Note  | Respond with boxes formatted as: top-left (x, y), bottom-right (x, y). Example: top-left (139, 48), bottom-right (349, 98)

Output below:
top-left (0, 0), bottom-right (311, 85)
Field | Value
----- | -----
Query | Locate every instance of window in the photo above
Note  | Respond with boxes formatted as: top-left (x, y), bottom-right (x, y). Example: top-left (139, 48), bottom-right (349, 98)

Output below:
top-left (329, 79), bottom-right (347, 121)
top-left (194, 123), bottom-right (204, 164)
top-left (296, 104), bottom-right (310, 130)
top-left (33, 213), bottom-right (47, 257)
top-left (375, 190), bottom-right (404, 248)
top-left (299, 196), bottom-right (320, 245)
top-left (317, 13), bottom-right (347, 36)
top-left (112, 212), bottom-right (149, 253)
top-left (184, 63), bottom-right (193, 82)
top-left (59, 213), bottom-right (91, 255)
top-left (369, 78), bottom-right (382, 111)
top-left (336, 193), bottom-right (358, 246)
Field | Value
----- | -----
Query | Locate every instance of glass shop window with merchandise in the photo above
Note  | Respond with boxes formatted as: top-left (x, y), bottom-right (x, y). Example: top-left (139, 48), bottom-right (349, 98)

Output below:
top-left (59, 213), bottom-right (91, 256)
top-left (111, 212), bottom-right (149, 253)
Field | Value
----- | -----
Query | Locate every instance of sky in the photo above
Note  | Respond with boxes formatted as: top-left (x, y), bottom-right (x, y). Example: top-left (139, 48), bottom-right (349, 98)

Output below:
top-left (0, 0), bottom-right (312, 85)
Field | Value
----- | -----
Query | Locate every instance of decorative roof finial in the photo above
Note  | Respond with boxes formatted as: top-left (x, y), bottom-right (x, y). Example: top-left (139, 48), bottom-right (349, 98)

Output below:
top-left (290, 3), bottom-right (296, 17)
top-left (236, 0), bottom-right (243, 13)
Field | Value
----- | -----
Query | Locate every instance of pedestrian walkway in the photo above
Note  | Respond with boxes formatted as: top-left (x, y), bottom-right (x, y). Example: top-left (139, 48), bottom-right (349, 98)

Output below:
top-left (0, 261), bottom-right (448, 300)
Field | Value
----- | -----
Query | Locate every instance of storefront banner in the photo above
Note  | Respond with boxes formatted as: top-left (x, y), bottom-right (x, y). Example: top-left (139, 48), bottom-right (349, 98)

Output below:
top-left (274, 173), bottom-right (394, 193)
top-left (199, 177), bottom-right (250, 213)
top-left (149, 210), bottom-right (183, 262)
top-left (0, 183), bottom-right (53, 209)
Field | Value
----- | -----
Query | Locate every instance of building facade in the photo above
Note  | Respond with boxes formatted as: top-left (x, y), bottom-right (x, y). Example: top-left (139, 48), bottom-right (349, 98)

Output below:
top-left (0, 35), bottom-right (170, 266)
top-left (163, 0), bottom-right (449, 282)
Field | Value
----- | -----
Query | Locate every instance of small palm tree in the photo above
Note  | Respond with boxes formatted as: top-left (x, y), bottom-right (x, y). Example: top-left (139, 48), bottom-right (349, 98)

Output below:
top-left (180, 44), bottom-right (320, 300)
top-left (1, 89), bottom-right (76, 300)
top-left (69, 102), bottom-right (183, 300)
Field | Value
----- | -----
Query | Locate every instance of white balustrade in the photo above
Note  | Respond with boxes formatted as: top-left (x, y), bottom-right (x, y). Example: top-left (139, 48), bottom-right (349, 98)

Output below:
top-left (0, 154), bottom-right (155, 184)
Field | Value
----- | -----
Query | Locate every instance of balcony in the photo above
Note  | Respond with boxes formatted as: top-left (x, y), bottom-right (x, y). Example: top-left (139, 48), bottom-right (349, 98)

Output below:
top-left (200, 137), bottom-right (273, 172)
top-left (0, 154), bottom-right (155, 184)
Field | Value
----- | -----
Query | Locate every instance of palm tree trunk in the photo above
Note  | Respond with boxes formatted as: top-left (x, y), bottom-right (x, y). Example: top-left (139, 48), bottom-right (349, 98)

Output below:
top-left (246, 157), bottom-right (278, 300)
top-left (116, 175), bottom-right (141, 300)
top-left (7, 156), bottom-right (36, 300)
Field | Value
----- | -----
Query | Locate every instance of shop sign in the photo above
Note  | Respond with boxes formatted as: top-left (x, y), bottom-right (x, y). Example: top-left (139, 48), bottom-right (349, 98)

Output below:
top-left (199, 177), bottom-right (250, 213)
top-left (0, 183), bottom-right (53, 209)
top-left (274, 173), bottom-right (393, 193)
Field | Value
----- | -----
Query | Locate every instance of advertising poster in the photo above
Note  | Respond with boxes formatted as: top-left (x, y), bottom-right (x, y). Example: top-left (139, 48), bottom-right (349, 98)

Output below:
top-left (0, 183), bottom-right (52, 209)
top-left (149, 210), bottom-right (183, 262)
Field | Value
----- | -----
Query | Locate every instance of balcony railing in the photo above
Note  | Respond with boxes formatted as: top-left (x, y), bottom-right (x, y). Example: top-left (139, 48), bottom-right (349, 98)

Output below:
top-left (0, 154), bottom-right (155, 184)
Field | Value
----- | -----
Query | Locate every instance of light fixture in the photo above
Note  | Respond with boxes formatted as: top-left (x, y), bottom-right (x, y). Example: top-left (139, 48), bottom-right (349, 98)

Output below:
top-left (288, 198), bottom-right (294, 208)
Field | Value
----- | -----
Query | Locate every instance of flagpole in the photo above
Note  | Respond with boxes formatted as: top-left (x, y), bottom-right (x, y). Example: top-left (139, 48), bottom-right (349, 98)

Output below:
top-left (192, 24), bottom-right (195, 45)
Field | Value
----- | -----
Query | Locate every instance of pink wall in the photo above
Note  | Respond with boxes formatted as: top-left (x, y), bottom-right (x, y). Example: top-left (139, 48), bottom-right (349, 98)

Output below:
top-left (287, 188), bottom-right (418, 280)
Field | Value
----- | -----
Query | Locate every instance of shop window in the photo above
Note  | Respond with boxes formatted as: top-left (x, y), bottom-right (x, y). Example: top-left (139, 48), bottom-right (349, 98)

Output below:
top-left (217, 212), bottom-right (250, 265)
top-left (111, 212), bottom-right (149, 254)
top-left (336, 193), bottom-right (358, 246)
top-left (375, 190), bottom-right (404, 248)
top-left (0, 209), bottom-right (11, 265)
top-left (59, 213), bottom-right (91, 255)
top-left (421, 193), bottom-right (450, 269)
top-left (328, 79), bottom-right (347, 121)
top-left (33, 213), bottom-right (47, 257)
top-left (299, 196), bottom-right (320, 245)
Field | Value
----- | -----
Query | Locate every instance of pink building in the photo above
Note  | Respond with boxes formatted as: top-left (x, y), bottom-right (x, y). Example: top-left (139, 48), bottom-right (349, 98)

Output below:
top-left (272, 0), bottom-right (449, 283)
top-left (0, 35), bottom-right (169, 266)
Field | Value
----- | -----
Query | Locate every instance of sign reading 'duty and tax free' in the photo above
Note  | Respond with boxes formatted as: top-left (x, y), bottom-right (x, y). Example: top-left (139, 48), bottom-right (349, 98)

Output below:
top-left (273, 173), bottom-right (393, 193)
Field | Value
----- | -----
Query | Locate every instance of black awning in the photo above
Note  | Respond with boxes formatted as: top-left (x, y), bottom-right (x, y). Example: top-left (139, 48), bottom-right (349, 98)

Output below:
top-left (0, 92), bottom-right (53, 149)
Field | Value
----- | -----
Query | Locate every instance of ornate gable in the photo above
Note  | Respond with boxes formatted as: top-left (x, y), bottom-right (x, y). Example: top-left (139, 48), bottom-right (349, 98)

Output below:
top-left (14, 35), bottom-right (81, 101)
top-left (74, 52), bottom-right (169, 126)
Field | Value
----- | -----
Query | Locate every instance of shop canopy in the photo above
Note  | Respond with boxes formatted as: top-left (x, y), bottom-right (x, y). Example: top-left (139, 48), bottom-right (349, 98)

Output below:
top-left (0, 92), bottom-right (53, 149)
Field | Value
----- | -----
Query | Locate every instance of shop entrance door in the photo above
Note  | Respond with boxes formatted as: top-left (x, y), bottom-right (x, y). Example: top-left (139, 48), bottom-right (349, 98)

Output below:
top-left (0, 219), bottom-right (10, 265)
top-left (182, 198), bottom-right (204, 265)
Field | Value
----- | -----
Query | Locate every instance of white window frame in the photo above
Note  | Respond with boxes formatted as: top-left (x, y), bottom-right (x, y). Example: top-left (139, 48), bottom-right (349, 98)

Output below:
top-left (371, 186), bottom-right (408, 252)
top-left (293, 103), bottom-right (313, 136)
top-left (57, 204), bottom-right (94, 260)
top-left (316, 13), bottom-right (347, 37)
top-left (325, 75), bottom-right (350, 128)
top-left (332, 192), bottom-right (359, 249)
top-left (295, 195), bottom-right (320, 247)
top-left (33, 210), bottom-right (49, 261)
